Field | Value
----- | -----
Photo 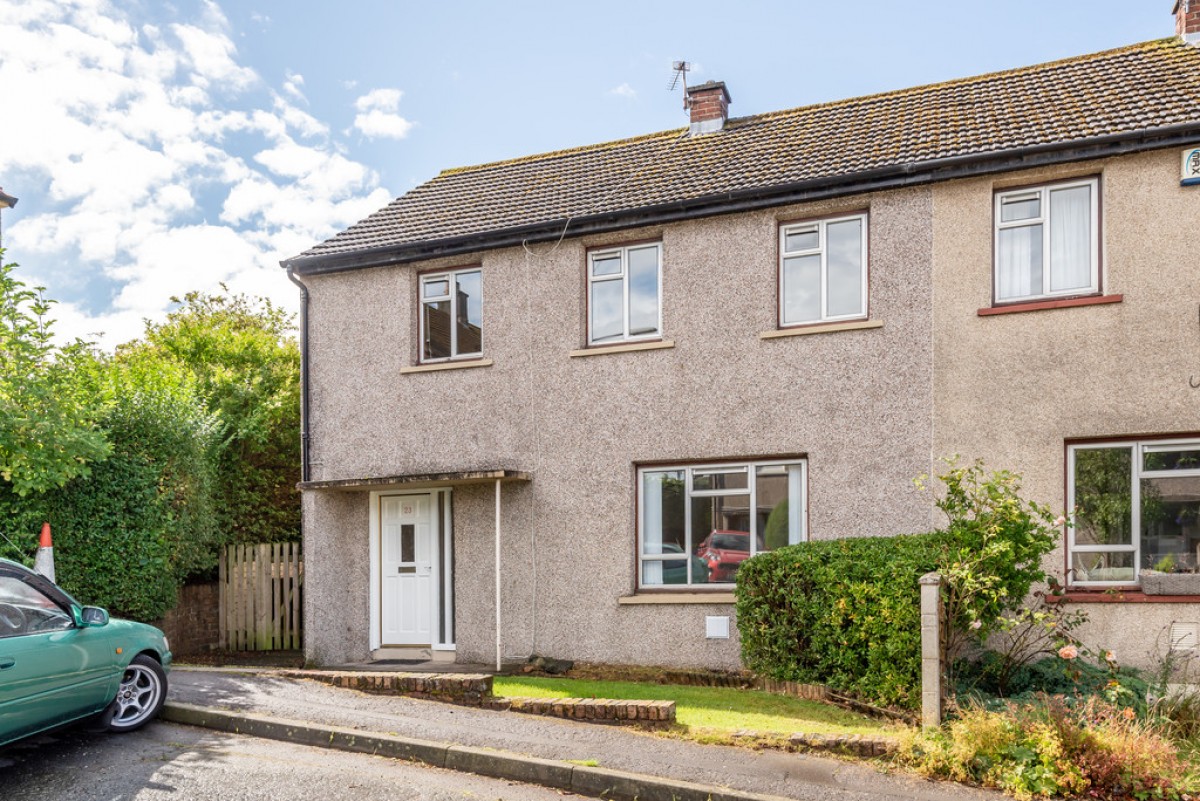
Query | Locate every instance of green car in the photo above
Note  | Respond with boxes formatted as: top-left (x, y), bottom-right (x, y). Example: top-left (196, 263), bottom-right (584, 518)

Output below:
top-left (0, 557), bottom-right (171, 747)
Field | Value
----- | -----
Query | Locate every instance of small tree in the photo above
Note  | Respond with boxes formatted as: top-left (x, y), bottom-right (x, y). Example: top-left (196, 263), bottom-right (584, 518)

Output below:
top-left (0, 257), bottom-right (109, 497)
top-left (916, 457), bottom-right (1061, 670)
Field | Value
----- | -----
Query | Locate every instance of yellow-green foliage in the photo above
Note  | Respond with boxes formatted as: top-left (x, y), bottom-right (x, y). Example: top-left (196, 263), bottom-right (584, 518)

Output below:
top-left (897, 698), bottom-right (1193, 800)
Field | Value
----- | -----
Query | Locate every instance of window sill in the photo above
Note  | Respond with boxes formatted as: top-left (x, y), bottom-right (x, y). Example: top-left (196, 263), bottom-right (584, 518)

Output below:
top-left (399, 358), bottom-right (493, 375)
top-left (977, 294), bottom-right (1122, 317)
top-left (618, 592), bottom-right (736, 605)
top-left (1047, 590), bottom-right (1200, 604)
top-left (759, 319), bottom-right (882, 339)
top-left (570, 340), bottom-right (675, 358)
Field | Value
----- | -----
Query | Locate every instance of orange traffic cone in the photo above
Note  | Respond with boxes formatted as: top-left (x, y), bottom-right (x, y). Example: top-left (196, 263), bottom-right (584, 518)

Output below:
top-left (34, 522), bottom-right (55, 583)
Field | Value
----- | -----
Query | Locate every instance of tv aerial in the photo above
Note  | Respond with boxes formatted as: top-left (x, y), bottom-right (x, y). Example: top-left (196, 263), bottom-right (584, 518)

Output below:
top-left (668, 61), bottom-right (691, 109)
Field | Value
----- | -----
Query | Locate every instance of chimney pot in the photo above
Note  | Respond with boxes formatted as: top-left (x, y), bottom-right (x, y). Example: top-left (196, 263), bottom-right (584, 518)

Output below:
top-left (686, 81), bottom-right (731, 135)
top-left (1178, 0), bottom-right (1200, 43)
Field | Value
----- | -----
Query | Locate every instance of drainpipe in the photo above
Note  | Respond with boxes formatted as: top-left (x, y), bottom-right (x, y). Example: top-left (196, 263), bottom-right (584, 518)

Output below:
top-left (285, 267), bottom-right (311, 483)
top-left (495, 478), bottom-right (502, 672)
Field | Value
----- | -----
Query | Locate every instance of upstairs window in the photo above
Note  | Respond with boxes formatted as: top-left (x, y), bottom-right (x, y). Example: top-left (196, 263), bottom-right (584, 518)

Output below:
top-left (995, 178), bottom-right (1099, 303)
top-left (420, 268), bottom-right (482, 362)
top-left (587, 243), bottom-right (662, 345)
top-left (779, 214), bottom-right (868, 326)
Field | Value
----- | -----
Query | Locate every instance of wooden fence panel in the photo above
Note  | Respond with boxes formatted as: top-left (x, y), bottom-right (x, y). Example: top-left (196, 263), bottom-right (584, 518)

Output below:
top-left (218, 542), bottom-right (304, 651)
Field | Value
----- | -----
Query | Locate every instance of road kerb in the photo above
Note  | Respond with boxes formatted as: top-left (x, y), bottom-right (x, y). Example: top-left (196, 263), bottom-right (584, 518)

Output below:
top-left (162, 703), bottom-right (791, 801)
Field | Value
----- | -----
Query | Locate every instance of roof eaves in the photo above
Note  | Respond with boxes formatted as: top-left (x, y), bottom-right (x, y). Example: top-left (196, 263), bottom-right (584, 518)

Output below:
top-left (282, 120), bottom-right (1200, 276)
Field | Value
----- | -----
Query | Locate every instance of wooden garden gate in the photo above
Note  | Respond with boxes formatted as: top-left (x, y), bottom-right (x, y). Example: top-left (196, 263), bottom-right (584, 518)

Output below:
top-left (219, 543), bottom-right (303, 650)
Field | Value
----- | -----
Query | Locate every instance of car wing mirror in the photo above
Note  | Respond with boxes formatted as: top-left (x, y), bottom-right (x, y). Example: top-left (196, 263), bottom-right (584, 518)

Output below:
top-left (80, 606), bottom-right (110, 627)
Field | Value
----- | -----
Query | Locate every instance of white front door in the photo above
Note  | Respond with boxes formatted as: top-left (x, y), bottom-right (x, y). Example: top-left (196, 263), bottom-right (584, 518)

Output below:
top-left (379, 494), bottom-right (436, 646)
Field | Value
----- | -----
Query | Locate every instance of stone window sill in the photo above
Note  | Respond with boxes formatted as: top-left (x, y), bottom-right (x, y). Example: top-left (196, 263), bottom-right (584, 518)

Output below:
top-left (399, 358), bottom-right (493, 375)
top-left (760, 319), bottom-right (882, 339)
top-left (570, 340), bottom-right (675, 358)
top-left (618, 592), bottom-right (736, 605)
top-left (977, 294), bottom-right (1122, 317)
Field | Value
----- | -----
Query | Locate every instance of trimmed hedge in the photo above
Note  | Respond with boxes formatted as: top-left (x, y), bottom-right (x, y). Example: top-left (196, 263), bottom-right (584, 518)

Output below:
top-left (735, 532), bottom-right (950, 709)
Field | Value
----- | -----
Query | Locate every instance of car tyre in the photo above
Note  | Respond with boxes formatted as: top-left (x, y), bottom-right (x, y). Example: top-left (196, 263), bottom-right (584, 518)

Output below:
top-left (103, 655), bottom-right (167, 733)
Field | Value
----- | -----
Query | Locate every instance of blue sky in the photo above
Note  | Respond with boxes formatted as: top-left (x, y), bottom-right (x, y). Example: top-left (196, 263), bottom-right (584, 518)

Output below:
top-left (0, 0), bottom-right (1175, 345)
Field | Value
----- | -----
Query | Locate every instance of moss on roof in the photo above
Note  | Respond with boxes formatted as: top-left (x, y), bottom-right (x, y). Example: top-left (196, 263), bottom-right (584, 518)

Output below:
top-left (295, 38), bottom-right (1200, 264)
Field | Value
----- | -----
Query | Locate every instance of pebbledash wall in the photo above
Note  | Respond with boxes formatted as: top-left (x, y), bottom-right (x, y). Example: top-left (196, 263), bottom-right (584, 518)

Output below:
top-left (931, 147), bottom-right (1200, 670)
top-left (303, 144), bottom-right (1200, 672)
top-left (302, 184), bottom-right (936, 668)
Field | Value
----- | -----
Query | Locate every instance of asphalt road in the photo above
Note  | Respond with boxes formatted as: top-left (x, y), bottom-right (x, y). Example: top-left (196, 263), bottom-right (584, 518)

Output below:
top-left (0, 720), bottom-right (600, 801)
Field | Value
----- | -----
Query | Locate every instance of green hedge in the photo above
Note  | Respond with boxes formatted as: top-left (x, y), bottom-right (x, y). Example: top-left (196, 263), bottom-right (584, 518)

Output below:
top-left (735, 532), bottom-right (950, 709)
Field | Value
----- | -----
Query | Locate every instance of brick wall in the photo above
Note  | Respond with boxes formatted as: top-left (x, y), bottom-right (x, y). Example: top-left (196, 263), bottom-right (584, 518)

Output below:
top-left (155, 581), bottom-right (220, 656)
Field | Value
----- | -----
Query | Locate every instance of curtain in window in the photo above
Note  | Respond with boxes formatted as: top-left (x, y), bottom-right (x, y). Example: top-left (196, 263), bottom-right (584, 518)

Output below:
top-left (642, 472), bottom-right (664, 584)
top-left (1049, 186), bottom-right (1091, 292)
top-left (997, 225), bottom-right (1040, 300)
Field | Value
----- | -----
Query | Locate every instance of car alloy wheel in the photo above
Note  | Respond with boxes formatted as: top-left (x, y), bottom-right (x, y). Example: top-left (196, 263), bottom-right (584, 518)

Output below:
top-left (106, 655), bottom-right (167, 732)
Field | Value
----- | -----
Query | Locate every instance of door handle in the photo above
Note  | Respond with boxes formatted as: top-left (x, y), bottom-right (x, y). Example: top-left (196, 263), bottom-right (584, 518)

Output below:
top-left (0, 657), bottom-right (14, 670)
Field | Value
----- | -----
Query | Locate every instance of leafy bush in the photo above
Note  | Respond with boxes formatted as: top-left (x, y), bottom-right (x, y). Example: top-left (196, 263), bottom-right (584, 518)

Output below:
top-left (737, 459), bottom-right (1060, 710)
top-left (897, 697), bottom-right (1193, 800)
top-left (736, 531), bottom-right (949, 708)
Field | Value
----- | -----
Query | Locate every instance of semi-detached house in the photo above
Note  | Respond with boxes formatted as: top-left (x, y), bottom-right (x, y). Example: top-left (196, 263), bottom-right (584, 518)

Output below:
top-left (283, 3), bottom-right (1200, 672)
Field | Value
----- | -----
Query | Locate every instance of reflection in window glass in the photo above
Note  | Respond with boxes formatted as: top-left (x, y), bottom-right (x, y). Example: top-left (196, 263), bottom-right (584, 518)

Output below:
top-left (780, 214), bottom-right (866, 326)
top-left (1069, 440), bottom-right (1200, 587)
top-left (587, 244), bottom-right (662, 345)
top-left (590, 279), bottom-right (624, 343)
top-left (421, 268), bottom-right (482, 362)
top-left (1073, 447), bottom-right (1132, 547)
top-left (638, 460), bottom-right (805, 588)
top-left (1001, 195), bottom-right (1040, 222)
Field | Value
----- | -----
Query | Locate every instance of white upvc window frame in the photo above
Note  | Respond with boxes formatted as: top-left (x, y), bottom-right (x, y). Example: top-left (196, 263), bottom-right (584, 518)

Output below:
top-left (1068, 437), bottom-right (1200, 588)
top-left (419, 267), bottom-right (482, 363)
top-left (637, 458), bottom-right (807, 590)
top-left (994, 177), bottom-right (1100, 304)
top-left (586, 242), bottom-right (663, 346)
top-left (778, 213), bottom-right (869, 328)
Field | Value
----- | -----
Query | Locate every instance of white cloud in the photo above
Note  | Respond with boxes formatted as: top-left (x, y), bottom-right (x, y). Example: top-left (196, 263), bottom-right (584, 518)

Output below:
top-left (609, 82), bottom-right (636, 99)
top-left (352, 87), bottom-right (413, 139)
top-left (0, 0), bottom-right (404, 349)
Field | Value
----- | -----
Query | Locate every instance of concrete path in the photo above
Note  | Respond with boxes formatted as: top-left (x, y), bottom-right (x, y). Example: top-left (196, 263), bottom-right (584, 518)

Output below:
top-left (166, 668), bottom-right (999, 801)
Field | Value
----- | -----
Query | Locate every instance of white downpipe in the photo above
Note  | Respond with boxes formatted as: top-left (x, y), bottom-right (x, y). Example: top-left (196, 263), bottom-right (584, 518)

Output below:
top-left (494, 478), bottom-right (502, 672)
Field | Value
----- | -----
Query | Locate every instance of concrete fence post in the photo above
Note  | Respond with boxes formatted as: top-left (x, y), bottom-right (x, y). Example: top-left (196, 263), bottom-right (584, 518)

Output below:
top-left (919, 572), bottom-right (944, 728)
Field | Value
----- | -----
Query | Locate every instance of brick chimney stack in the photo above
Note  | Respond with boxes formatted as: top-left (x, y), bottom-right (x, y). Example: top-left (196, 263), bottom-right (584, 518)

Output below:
top-left (1178, 0), bottom-right (1200, 43)
top-left (686, 81), bottom-right (731, 135)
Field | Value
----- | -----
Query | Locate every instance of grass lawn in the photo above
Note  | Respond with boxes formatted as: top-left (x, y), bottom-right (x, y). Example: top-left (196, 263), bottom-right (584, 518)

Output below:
top-left (493, 676), bottom-right (894, 739)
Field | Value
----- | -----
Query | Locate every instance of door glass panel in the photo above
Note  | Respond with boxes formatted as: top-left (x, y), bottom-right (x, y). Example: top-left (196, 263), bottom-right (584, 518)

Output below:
top-left (1073, 447), bottom-right (1133, 546)
top-left (826, 218), bottom-right (863, 317)
top-left (627, 247), bottom-right (660, 337)
top-left (782, 254), bottom-right (820, 323)
top-left (423, 300), bottom-right (451, 359)
top-left (590, 279), bottom-right (624, 343)
top-left (0, 576), bottom-right (73, 637)
top-left (454, 270), bottom-right (483, 355)
top-left (400, 524), bottom-right (415, 563)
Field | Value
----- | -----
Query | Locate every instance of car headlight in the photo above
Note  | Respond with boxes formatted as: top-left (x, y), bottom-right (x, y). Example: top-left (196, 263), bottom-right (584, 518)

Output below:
top-left (162, 635), bottom-right (170, 652)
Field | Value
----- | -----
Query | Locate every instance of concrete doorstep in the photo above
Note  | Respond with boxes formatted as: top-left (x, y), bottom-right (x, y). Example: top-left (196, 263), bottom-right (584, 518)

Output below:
top-left (162, 702), bottom-right (792, 801)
